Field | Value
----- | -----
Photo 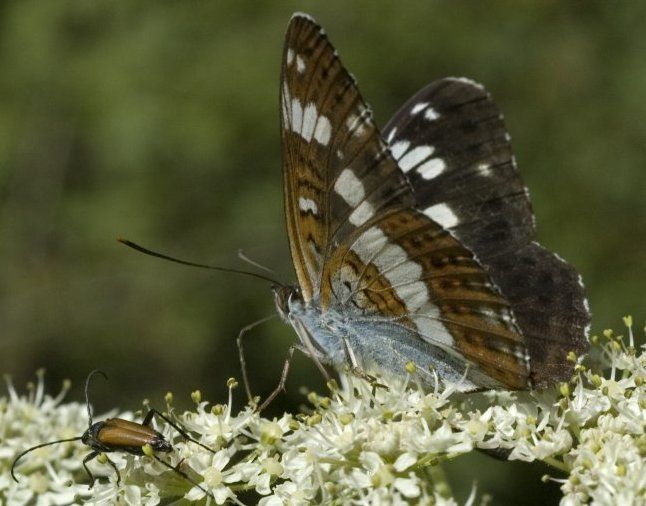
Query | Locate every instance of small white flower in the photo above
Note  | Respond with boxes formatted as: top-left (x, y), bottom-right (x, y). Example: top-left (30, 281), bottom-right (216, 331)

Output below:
top-left (393, 452), bottom-right (417, 472)
top-left (393, 474), bottom-right (421, 498)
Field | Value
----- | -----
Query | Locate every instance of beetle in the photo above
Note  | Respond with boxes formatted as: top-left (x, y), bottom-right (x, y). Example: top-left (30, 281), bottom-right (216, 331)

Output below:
top-left (11, 370), bottom-right (215, 498)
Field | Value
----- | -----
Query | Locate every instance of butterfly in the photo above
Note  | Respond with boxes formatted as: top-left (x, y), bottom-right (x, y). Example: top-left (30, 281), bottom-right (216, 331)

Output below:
top-left (274, 13), bottom-right (590, 391)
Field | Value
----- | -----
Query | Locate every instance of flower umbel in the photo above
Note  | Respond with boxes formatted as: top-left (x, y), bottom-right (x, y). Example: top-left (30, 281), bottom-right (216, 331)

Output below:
top-left (1, 320), bottom-right (644, 505)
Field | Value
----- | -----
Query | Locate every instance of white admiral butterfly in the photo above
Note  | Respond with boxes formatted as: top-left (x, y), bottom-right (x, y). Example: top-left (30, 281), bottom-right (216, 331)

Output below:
top-left (274, 13), bottom-right (590, 391)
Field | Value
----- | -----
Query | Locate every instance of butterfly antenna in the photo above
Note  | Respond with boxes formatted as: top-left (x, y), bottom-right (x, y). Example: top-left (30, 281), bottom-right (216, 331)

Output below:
top-left (85, 369), bottom-right (108, 427)
top-left (11, 437), bottom-right (83, 483)
top-left (118, 238), bottom-right (284, 287)
top-left (237, 249), bottom-right (276, 274)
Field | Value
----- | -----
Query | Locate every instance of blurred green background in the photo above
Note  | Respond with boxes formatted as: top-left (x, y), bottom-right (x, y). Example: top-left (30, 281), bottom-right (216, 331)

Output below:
top-left (1, 1), bottom-right (644, 503)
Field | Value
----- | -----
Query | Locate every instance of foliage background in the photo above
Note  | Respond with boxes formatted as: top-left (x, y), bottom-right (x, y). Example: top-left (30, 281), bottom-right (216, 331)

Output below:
top-left (1, 1), bottom-right (644, 503)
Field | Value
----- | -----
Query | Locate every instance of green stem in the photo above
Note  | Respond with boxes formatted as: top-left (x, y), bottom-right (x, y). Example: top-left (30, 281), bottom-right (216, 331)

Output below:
top-left (427, 463), bottom-right (452, 499)
top-left (542, 456), bottom-right (569, 473)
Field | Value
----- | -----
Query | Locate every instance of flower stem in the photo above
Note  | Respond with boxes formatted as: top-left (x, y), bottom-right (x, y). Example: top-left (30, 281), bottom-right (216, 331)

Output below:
top-left (542, 456), bottom-right (569, 473)
top-left (426, 463), bottom-right (453, 498)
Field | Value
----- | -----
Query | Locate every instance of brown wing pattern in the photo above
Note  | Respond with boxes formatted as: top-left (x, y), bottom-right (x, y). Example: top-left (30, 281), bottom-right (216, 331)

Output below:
top-left (327, 209), bottom-right (530, 388)
top-left (281, 14), bottom-right (412, 302)
top-left (281, 14), bottom-right (531, 388)
top-left (382, 78), bottom-right (589, 386)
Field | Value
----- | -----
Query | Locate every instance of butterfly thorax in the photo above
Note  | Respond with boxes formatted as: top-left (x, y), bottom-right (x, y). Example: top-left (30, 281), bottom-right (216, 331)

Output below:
top-left (273, 285), bottom-right (347, 366)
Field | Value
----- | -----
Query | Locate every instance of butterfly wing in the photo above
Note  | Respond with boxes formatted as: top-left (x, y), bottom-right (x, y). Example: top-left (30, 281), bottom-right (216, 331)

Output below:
top-left (383, 78), bottom-right (590, 386)
top-left (281, 15), bottom-right (534, 389)
top-left (280, 14), bottom-right (413, 303)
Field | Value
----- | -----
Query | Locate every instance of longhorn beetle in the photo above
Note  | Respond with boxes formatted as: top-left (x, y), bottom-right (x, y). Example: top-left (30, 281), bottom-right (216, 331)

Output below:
top-left (11, 370), bottom-right (216, 499)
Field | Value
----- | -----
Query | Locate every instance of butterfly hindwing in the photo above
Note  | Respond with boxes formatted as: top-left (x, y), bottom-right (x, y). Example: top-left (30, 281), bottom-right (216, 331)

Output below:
top-left (485, 243), bottom-right (590, 386)
top-left (327, 208), bottom-right (531, 388)
top-left (383, 77), bottom-right (534, 259)
top-left (383, 78), bottom-right (590, 385)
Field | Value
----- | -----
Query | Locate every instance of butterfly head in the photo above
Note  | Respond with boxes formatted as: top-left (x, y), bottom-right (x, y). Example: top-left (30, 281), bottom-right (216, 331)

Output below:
top-left (272, 285), bottom-right (303, 322)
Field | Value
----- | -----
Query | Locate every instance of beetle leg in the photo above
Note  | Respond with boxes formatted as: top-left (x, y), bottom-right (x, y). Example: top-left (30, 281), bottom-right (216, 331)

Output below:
top-left (82, 451), bottom-right (99, 488)
top-left (142, 409), bottom-right (155, 427)
top-left (151, 454), bottom-right (216, 501)
top-left (149, 409), bottom-right (216, 455)
top-left (103, 455), bottom-right (121, 486)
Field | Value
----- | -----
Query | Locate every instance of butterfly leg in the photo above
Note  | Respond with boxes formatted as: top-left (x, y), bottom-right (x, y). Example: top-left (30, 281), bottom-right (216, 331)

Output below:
top-left (304, 348), bottom-right (331, 382)
top-left (292, 318), bottom-right (331, 381)
top-left (257, 345), bottom-right (296, 412)
top-left (236, 316), bottom-right (275, 404)
top-left (341, 337), bottom-right (388, 390)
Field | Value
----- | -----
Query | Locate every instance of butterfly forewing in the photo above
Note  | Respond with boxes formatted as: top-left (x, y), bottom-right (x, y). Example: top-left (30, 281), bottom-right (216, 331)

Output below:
top-left (281, 14), bottom-right (534, 389)
top-left (383, 78), bottom-right (590, 386)
top-left (281, 15), bottom-right (413, 304)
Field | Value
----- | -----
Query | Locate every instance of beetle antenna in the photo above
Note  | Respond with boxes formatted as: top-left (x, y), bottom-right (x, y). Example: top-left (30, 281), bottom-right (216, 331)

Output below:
top-left (85, 369), bottom-right (108, 427)
top-left (118, 238), bottom-right (284, 287)
top-left (11, 437), bottom-right (83, 483)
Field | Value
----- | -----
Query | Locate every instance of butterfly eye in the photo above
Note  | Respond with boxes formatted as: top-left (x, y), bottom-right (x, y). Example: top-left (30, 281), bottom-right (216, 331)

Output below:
top-left (272, 286), bottom-right (291, 320)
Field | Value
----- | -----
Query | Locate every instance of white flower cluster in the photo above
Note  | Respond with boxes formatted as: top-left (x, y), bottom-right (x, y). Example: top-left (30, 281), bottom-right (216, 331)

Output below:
top-left (0, 370), bottom-right (94, 505)
top-left (1, 319), bottom-right (644, 505)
